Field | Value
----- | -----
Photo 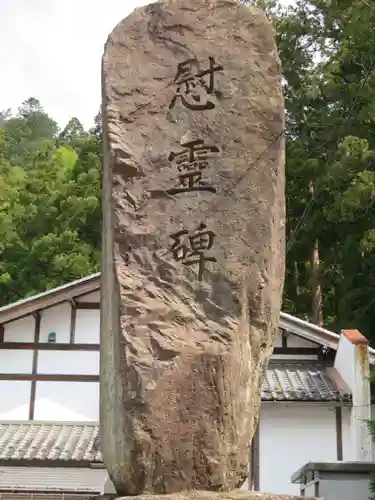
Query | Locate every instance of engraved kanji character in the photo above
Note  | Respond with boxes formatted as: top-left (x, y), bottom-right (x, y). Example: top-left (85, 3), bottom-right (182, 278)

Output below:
top-left (170, 223), bottom-right (217, 280)
top-left (166, 138), bottom-right (220, 195)
top-left (169, 138), bottom-right (220, 166)
top-left (169, 57), bottom-right (223, 111)
top-left (166, 171), bottom-right (216, 195)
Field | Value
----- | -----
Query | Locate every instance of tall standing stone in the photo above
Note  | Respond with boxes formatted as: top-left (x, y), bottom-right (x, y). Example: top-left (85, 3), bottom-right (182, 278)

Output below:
top-left (100, 0), bottom-right (285, 496)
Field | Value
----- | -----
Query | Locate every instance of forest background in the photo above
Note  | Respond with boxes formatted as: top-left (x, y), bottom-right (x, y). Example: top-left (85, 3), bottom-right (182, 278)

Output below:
top-left (1, 0), bottom-right (375, 343)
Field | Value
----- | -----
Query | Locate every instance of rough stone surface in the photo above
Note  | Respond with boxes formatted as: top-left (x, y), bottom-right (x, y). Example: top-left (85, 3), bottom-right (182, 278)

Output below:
top-left (101, 0), bottom-right (285, 496)
top-left (112, 492), bottom-right (320, 500)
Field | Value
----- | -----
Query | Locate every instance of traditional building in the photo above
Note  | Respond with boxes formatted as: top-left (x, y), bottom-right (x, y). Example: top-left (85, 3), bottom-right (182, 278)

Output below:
top-left (0, 274), bottom-right (373, 497)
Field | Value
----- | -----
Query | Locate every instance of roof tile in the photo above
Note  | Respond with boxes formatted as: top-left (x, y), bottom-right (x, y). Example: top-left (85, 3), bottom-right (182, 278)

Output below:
top-left (262, 363), bottom-right (351, 402)
top-left (0, 423), bottom-right (101, 462)
top-left (0, 364), bottom-right (350, 464)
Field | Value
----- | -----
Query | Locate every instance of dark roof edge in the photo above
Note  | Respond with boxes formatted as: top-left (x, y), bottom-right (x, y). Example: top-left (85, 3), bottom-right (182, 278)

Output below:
top-left (0, 274), bottom-right (100, 324)
top-left (291, 461), bottom-right (375, 483)
top-left (261, 397), bottom-right (351, 404)
top-left (0, 420), bottom-right (99, 426)
top-left (0, 272), bottom-right (374, 363)
top-left (0, 459), bottom-right (105, 468)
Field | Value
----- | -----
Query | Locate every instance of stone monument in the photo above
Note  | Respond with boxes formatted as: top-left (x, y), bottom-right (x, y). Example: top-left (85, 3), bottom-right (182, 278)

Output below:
top-left (100, 1), bottom-right (315, 499)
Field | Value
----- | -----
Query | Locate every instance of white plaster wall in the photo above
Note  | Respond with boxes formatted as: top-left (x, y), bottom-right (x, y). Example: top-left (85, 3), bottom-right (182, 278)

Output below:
top-left (275, 329), bottom-right (283, 347)
top-left (259, 404), bottom-right (337, 494)
top-left (342, 406), bottom-right (353, 459)
top-left (0, 466), bottom-right (108, 492)
top-left (274, 331), bottom-right (318, 349)
top-left (0, 380), bottom-right (31, 419)
top-left (335, 335), bottom-right (372, 461)
top-left (75, 309), bottom-right (100, 344)
top-left (287, 335), bottom-right (318, 348)
top-left (371, 405), bottom-right (375, 460)
top-left (334, 335), bottom-right (355, 390)
top-left (3, 315), bottom-right (35, 342)
top-left (37, 351), bottom-right (99, 375)
top-left (0, 349), bottom-right (33, 373)
top-left (271, 354), bottom-right (318, 362)
top-left (39, 302), bottom-right (71, 343)
top-left (34, 381), bottom-right (99, 420)
top-left (76, 290), bottom-right (100, 303)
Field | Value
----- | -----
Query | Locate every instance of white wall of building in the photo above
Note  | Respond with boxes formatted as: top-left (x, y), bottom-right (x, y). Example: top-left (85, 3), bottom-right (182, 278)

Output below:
top-left (3, 316), bottom-right (35, 342)
top-left (34, 381), bottom-right (99, 421)
top-left (0, 293), bottom-right (101, 422)
top-left (75, 309), bottom-right (100, 344)
top-left (274, 329), bottom-right (319, 349)
top-left (0, 466), bottom-right (108, 492)
top-left (342, 406), bottom-right (353, 460)
top-left (1, 289), bottom-right (366, 497)
top-left (286, 335), bottom-right (317, 348)
top-left (371, 405), bottom-right (375, 460)
top-left (259, 404), bottom-right (337, 495)
top-left (335, 332), bottom-right (372, 461)
top-left (0, 349), bottom-right (33, 373)
top-left (0, 381), bottom-right (31, 419)
top-left (37, 351), bottom-right (99, 375)
top-left (76, 291), bottom-right (100, 303)
top-left (39, 303), bottom-right (71, 343)
top-left (334, 335), bottom-right (355, 389)
top-left (275, 330), bottom-right (283, 347)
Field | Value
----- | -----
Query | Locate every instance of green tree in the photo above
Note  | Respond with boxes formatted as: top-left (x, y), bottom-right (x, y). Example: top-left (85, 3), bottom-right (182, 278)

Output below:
top-left (274, 0), bottom-right (375, 340)
top-left (59, 117), bottom-right (86, 145)
top-left (0, 98), bottom-right (100, 304)
top-left (2, 0), bottom-right (375, 345)
top-left (2, 98), bottom-right (58, 163)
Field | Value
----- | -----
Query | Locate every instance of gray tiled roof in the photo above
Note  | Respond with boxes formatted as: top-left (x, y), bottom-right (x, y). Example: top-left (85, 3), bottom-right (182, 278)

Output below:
top-left (0, 364), bottom-right (350, 464)
top-left (0, 422), bottom-right (102, 463)
top-left (262, 362), bottom-right (351, 402)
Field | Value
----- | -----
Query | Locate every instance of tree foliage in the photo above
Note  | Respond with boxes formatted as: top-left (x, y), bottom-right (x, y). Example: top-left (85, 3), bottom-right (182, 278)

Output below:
top-left (0, 98), bottom-right (101, 304)
top-left (243, 0), bottom-right (375, 339)
top-left (273, 0), bottom-right (375, 340)
top-left (2, 0), bottom-right (375, 344)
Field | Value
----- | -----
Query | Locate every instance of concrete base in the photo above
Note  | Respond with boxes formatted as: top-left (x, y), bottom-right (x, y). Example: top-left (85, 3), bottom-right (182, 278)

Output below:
top-left (109, 490), bottom-right (321, 500)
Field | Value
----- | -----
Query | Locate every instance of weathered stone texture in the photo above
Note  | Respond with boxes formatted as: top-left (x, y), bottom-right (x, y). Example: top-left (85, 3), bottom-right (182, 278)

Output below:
top-left (114, 492), bottom-right (320, 500)
top-left (101, 0), bottom-right (285, 495)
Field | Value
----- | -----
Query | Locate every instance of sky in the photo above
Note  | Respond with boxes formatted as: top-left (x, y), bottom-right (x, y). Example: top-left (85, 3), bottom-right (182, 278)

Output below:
top-left (0, 0), bottom-right (293, 131)
top-left (0, 0), bottom-right (148, 130)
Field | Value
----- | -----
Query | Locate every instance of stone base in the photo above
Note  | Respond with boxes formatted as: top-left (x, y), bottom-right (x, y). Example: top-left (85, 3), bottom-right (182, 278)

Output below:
top-left (108, 490), bottom-right (321, 500)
